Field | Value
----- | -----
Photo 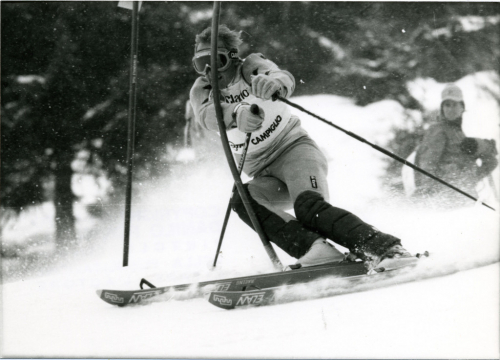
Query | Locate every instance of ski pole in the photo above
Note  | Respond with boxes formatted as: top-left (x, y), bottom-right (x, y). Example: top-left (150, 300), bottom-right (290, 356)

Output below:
top-left (213, 129), bottom-right (253, 268)
top-left (211, 2), bottom-right (283, 270)
top-left (273, 94), bottom-right (496, 211)
top-left (213, 104), bottom-right (259, 267)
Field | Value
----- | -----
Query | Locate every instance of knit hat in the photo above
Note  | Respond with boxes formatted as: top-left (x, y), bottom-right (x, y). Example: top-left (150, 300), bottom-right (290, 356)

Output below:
top-left (441, 84), bottom-right (463, 102)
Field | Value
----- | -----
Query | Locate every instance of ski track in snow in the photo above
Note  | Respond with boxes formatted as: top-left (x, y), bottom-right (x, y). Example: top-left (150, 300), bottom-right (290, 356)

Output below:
top-left (2, 74), bottom-right (499, 358)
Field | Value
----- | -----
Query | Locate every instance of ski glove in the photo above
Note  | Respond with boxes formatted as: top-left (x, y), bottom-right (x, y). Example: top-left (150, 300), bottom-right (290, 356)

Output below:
top-left (233, 103), bottom-right (265, 132)
top-left (460, 138), bottom-right (497, 157)
top-left (251, 74), bottom-right (282, 100)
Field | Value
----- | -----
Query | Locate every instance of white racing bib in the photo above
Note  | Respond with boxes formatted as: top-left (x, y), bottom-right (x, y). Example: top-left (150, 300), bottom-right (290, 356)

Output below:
top-left (221, 78), bottom-right (291, 155)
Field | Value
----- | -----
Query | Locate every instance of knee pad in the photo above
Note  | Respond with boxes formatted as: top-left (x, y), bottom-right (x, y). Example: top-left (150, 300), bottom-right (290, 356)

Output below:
top-left (294, 190), bottom-right (330, 227)
top-left (231, 186), bottom-right (320, 258)
top-left (230, 185), bottom-right (248, 219)
top-left (294, 190), bottom-right (402, 254)
top-left (230, 184), bottom-right (258, 228)
top-left (294, 190), bottom-right (375, 250)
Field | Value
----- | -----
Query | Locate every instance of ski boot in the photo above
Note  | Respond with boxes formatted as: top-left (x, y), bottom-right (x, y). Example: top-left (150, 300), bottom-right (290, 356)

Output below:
top-left (363, 244), bottom-right (418, 273)
top-left (295, 238), bottom-right (345, 268)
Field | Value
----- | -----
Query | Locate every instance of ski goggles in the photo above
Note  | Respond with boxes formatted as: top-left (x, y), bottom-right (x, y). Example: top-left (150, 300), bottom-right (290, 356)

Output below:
top-left (192, 49), bottom-right (236, 75)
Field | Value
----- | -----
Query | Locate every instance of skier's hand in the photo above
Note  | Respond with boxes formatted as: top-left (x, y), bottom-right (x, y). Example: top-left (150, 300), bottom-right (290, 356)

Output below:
top-left (459, 138), bottom-right (479, 155)
top-left (460, 138), bottom-right (497, 157)
top-left (235, 104), bottom-right (265, 132)
top-left (251, 74), bottom-right (281, 100)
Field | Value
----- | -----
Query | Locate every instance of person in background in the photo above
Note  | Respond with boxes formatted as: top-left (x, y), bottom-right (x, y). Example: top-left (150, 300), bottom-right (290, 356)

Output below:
top-left (190, 25), bottom-right (417, 271)
top-left (412, 84), bottom-right (498, 206)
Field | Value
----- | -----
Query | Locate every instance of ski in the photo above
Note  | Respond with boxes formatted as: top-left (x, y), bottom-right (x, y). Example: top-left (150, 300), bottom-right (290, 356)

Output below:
top-left (98, 252), bottom-right (429, 307)
top-left (97, 260), bottom-right (368, 306)
top-left (208, 259), bottom-right (426, 310)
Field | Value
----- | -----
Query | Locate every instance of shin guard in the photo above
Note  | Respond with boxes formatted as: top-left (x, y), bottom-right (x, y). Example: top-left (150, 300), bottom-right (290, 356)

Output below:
top-left (231, 185), bottom-right (321, 259)
top-left (294, 191), bottom-right (400, 255)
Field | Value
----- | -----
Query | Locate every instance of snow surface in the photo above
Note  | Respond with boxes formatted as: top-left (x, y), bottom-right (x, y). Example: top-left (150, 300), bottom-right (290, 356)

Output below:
top-left (2, 72), bottom-right (499, 358)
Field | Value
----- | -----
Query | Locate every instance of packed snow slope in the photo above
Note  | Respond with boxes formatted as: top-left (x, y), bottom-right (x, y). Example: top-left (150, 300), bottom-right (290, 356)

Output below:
top-left (2, 72), bottom-right (499, 358)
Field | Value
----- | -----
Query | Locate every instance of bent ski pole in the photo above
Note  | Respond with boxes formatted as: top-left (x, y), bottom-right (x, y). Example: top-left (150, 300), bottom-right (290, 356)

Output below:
top-left (211, 3), bottom-right (283, 270)
top-left (213, 130), bottom-right (253, 267)
top-left (273, 94), bottom-right (496, 211)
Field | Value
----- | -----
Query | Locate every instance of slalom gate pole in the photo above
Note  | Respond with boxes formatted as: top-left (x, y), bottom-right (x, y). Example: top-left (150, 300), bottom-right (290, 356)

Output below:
top-left (274, 94), bottom-right (496, 211)
top-left (213, 132), bottom-right (252, 268)
top-left (123, 1), bottom-right (140, 267)
top-left (211, 2), bottom-right (283, 270)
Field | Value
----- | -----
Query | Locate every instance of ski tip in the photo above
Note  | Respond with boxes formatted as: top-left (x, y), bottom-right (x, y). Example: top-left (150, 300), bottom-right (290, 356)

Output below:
top-left (208, 292), bottom-right (236, 310)
top-left (96, 290), bottom-right (103, 298)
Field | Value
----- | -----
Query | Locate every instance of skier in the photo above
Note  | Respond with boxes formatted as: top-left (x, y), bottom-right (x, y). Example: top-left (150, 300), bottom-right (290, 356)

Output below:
top-left (410, 84), bottom-right (498, 206)
top-left (189, 25), bottom-right (415, 271)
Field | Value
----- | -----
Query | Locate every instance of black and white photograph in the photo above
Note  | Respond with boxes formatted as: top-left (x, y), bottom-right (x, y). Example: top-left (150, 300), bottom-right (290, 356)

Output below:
top-left (1, 1), bottom-right (499, 358)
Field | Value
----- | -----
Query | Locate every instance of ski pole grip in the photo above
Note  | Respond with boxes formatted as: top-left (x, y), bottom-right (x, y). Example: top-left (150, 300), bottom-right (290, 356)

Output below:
top-left (271, 91), bottom-right (281, 102)
top-left (250, 103), bottom-right (260, 115)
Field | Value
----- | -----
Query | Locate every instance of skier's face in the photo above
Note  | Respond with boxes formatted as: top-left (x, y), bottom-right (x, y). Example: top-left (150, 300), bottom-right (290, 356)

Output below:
top-left (194, 42), bottom-right (237, 89)
top-left (442, 100), bottom-right (464, 121)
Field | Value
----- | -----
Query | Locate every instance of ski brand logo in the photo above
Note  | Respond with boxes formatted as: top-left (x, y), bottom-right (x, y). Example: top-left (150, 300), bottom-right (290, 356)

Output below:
top-left (236, 279), bottom-right (255, 285)
top-left (213, 294), bottom-right (232, 306)
top-left (228, 141), bottom-right (245, 151)
top-left (310, 176), bottom-right (317, 189)
top-left (252, 115), bottom-right (282, 145)
top-left (236, 292), bottom-right (266, 306)
top-left (225, 90), bottom-right (250, 104)
top-left (129, 290), bottom-right (161, 303)
top-left (104, 292), bottom-right (124, 304)
top-left (213, 282), bottom-right (231, 291)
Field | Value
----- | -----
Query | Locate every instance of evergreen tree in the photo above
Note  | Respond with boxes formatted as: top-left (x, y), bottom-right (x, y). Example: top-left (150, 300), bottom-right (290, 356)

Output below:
top-left (2, 2), bottom-right (498, 247)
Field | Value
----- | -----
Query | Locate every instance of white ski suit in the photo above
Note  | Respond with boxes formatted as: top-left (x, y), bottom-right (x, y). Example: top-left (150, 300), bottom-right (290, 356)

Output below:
top-left (190, 53), bottom-right (329, 222)
top-left (189, 53), bottom-right (402, 260)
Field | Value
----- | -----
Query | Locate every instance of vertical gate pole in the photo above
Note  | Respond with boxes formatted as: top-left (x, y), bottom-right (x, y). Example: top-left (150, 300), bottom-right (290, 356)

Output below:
top-left (123, 1), bottom-right (140, 267)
